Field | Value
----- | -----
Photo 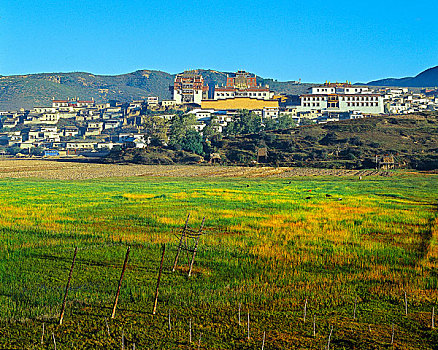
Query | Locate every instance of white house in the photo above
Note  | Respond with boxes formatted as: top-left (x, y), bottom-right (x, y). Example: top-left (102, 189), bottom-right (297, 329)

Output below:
top-left (297, 83), bottom-right (384, 114)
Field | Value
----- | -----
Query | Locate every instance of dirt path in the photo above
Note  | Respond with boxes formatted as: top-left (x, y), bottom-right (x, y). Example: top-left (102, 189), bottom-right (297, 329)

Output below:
top-left (0, 159), bottom-right (392, 180)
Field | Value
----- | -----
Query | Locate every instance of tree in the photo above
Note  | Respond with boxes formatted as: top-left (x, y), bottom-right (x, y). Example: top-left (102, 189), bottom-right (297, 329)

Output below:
top-left (202, 116), bottom-right (221, 141)
top-left (143, 115), bottom-right (169, 145)
top-left (300, 118), bottom-right (316, 126)
top-left (6, 146), bottom-right (21, 155)
top-left (264, 115), bottom-right (296, 131)
top-left (168, 114), bottom-right (204, 155)
top-left (30, 147), bottom-right (44, 156)
top-left (179, 129), bottom-right (204, 155)
top-left (225, 110), bottom-right (263, 135)
top-left (276, 115), bottom-right (297, 130)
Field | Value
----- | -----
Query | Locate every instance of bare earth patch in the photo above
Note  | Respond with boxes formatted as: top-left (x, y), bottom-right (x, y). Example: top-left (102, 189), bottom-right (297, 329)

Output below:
top-left (0, 159), bottom-right (391, 180)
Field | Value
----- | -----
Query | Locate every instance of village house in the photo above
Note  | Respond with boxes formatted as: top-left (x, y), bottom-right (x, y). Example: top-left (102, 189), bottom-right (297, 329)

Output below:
top-left (104, 119), bottom-right (122, 130)
top-left (7, 131), bottom-right (22, 146)
top-left (161, 99), bottom-right (177, 108)
top-left (2, 117), bottom-right (19, 128)
top-left (62, 126), bottom-right (80, 138)
top-left (66, 141), bottom-right (98, 152)
top-left (147, 96), bottom-right (159, 108)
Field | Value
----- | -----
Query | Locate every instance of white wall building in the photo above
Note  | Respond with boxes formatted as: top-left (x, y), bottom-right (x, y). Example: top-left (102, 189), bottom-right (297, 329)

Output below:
top-left (297, 83), bottom-right (385, 114)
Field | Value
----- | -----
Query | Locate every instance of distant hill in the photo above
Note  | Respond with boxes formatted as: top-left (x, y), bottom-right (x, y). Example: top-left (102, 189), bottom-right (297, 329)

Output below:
top-left (367, 66), bottom-right (438, 87)
top-left (0, 70), bottom-right (174, 110)
top-left (0, 69), bottom-right (312, 110)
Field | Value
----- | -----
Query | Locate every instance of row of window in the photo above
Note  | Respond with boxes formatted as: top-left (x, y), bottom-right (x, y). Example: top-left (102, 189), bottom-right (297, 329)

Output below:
top-left (302, 102), bottom-right (379, 108)
top-left (216, 92), bottom-right (267, 97)
top-left (303, 96), bottom-right (379, 102)
top-left (303, 97), bottom-right (324, 101)
top-left (341, 96), bottom-right (378, 101)
top-left (314, 88), bottom-right (364, 93)
top-left (346, 102), bottom-right (379, 107)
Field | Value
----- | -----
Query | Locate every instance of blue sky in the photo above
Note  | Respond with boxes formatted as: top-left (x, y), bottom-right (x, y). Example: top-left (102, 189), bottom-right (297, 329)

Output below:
top-left (0, 0), bottom-right (436, 82)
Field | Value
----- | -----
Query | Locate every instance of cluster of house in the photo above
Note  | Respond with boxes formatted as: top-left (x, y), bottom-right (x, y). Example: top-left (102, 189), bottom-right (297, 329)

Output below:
top-left (0, 99), bottom-right (150, 156)
top-left (381, 88), bottom-right (438, 114)
top-left (0, 69), bottom-right (437, 157)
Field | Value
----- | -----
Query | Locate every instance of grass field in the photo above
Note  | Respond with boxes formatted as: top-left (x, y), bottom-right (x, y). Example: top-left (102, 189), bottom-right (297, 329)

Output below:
top-left (0, 172), bottom-right (437, 349)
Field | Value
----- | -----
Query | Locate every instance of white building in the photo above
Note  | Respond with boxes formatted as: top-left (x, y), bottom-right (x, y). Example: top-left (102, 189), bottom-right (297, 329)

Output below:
top-left (161, 100), bottom-right (177, 108)
top-left (147, 96), bottom-right (159, 107)
top-left (262, 107), bottom-right (279, 119)
top-left (297, 83), bottom-right (384, 114)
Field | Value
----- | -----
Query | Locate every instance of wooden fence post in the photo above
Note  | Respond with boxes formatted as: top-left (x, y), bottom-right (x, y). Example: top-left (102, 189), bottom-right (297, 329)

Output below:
top-left (188, 217), bottom-right (205, 277)
top-left (353, 297), bottom-right (357, 320)
top-left (327, 325), bottom-right (333, 350)
top-left (52, 333), bottom-right (57, 350)
top-left (59, 247), bottom-right (78, 325)
top-left (111, 246), bottom-right (130, 319)
top-left (189, 318), bottom-right (192, 343)
top-left (247, 310), bottom-right (250, 341)
top-left (152, 244), bottom-right (166, 315)
top-left (391, 324), bottom-right (395, 344)
top-left (404, 291), bottom-right (408, 316)
top-left (262, 331), bottom-right (266, 350)
top-left (303, 298), bottom-right (308, 323)
top-left (172, 214), bottom-right (190, 272)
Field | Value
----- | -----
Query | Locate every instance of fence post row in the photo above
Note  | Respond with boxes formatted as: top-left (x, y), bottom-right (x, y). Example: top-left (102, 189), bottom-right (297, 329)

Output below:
top-left (188, 217), bottom-right (205, 277)
top-left (172, 213), bottom-right (191, 271)
top-left (172, 214), bottom-right (206, 277)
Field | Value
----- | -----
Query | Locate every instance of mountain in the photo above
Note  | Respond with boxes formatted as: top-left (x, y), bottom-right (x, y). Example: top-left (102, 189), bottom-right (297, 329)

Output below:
top-left (367, 66), bottom-right (438, 87)
top-left (0, 70), bottom-right (174, 110)
top-left (0, 69), bottom-right (312, 111)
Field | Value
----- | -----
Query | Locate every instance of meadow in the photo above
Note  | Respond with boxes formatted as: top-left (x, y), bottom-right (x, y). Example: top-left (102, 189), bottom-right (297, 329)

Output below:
top-left (0, 172), bottom-right (437, 349)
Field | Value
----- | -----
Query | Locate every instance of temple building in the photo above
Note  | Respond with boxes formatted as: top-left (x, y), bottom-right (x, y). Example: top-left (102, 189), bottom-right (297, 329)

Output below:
top-left (213, 71), bottom-right (274, 100)
top-left (201, 71), bottom-right (278, 113)
top-left (172, 70), bottom-right (209, 104)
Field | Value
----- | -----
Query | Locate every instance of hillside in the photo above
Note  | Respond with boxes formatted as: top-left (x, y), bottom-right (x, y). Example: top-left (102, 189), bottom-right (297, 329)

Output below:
top-left (107, 112), bottom-right (438, 170)
top-left (367, 66), bottom-right (438, 87)
top-left (215, 112), bottom-right (438, 170)
top-left (0, 69), bottom-right (311, 110)
top-left (0, 70), bottom-right (174, 110)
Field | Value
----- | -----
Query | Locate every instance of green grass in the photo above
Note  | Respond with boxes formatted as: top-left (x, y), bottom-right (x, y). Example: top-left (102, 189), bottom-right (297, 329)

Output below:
top-left (0, 173), bottom-right (437, 349)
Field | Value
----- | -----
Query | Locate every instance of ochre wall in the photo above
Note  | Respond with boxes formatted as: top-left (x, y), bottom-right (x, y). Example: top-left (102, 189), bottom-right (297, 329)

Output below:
top-left (201, 98), bottom-right (279, 110)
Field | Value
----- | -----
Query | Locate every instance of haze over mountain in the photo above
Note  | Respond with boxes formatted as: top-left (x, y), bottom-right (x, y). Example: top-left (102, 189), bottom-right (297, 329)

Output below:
top-left (367, 66), bottom-right (438, 87)
top-left (0, 70), bottom-right (310, 111)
